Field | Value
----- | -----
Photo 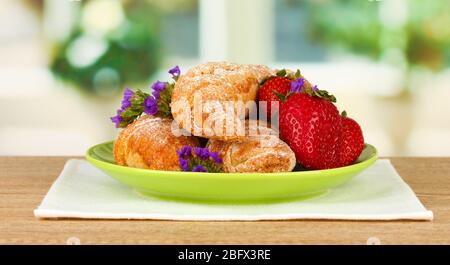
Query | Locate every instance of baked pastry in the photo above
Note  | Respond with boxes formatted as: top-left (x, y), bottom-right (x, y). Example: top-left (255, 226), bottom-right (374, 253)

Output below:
top-left (207, 121), bottom-right (296, 173)
top-left (114, 115), bottom-right (199, 170)
top-left (171, 62), bottom-right (273, 142)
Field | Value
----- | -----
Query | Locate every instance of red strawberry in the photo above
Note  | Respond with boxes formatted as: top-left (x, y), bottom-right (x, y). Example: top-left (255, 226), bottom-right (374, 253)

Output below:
top-left (258, 76), bottom-right (291, 118)
top-left (279, 92), bottom-right (342, 170)
top-left (338, 112), bottom-right (364, 166)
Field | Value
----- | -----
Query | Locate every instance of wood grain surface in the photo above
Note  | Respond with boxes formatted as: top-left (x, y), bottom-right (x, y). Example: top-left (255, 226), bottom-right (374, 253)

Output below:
top-left (0, 157), bottom-right (449, 245)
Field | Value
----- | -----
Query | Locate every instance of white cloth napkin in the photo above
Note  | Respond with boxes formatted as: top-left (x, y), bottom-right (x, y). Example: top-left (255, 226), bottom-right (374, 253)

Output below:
top-left (34, 159), bottom-right (433, 221)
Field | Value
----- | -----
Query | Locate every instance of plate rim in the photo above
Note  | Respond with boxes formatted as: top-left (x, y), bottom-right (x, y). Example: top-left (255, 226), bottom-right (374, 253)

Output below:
top-left (86, 141), bottom-right (378, 178)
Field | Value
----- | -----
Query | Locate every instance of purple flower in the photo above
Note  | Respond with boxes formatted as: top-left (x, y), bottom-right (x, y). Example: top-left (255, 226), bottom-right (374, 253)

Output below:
top-left (123, 87), bottom-right (134, 100)
top-left (151, 81), bottom-right (167, 92)
top-left (150, 82), bottom-right (166, 100)
top-left (179, 157), bottom-right (189, 171)
top-left (290, 78), bottom-right (305, 93)
top-left (177, 146), bottom-right (193, 171)
top-left (210, 152), bottom-right (223, 164)
top-left (152, 90), bottom-right (161, 100)
top-left (143, 96), bottom-right (158, 115)
top-left (120, 88), bottom-right (134, 110)
top-left (194, 147), bottom-right (210, 160)
top-left (192, 165), bottom-right (208, 173)
top-left (176, 146), bottom-right (192, 159)
top-left (110, 110), bottom-right (123, 128)
top-left (168, 65), bottom-right (180, 78)
top-left (313, 85), bottom-right (318, 91)
top-left (177, 146), bottom-right (223, 173)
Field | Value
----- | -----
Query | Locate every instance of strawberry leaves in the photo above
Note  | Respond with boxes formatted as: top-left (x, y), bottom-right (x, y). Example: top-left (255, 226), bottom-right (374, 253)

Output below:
top-left (273, 90), bottom-right (287, 102)
top-left (260, 68), bottom-right (301, 86)
top-left (276, 69), bottom-right (287, 77)
top-left (311, 88), bottom-right (337, 103)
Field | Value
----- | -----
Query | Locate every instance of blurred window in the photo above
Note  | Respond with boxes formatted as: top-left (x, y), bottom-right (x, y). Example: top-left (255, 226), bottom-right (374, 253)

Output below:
top-left (274, 0), bottom-right (326, 62)
top-left (160, 1), bottom-right (199, 59)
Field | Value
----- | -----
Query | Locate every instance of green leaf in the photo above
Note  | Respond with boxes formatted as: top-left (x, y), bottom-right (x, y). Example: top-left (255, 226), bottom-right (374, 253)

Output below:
top-left (312, 89), bottom-right (337, 103)
top-left (259, 76), bottom-right (273, 86)
top-left (189, 157), bottom-right (223, 173)
top-left (273, 91), bottom-right (287, 101)
top-left (276, 69), bottom-right (286, 77)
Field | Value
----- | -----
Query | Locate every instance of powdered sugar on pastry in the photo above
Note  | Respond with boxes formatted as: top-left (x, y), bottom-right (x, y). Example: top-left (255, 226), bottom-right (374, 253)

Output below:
top-left (207, 122), bottom-right (296, 173)
top-left (114, 115), bottom-right (199, 170)
top-left (171, 62), bottom-right (274, 141)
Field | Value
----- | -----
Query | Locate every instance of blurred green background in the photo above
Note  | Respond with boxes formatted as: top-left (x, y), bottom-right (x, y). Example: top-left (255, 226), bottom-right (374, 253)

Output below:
top-left (1, 0), bottom-right (449, 156)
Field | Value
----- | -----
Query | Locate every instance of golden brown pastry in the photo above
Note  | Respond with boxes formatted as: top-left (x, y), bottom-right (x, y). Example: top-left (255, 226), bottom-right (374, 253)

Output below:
top-left (207, 121), bottom-right (296, 173)
top-left (114, 115), bottom-right (199, 170)
top-left (171, 62), bottom-right (273, 142)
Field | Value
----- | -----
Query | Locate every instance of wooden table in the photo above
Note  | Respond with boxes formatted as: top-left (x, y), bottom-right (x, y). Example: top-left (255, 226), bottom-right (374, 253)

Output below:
top-left (1, 157), bottom-right (449, 245)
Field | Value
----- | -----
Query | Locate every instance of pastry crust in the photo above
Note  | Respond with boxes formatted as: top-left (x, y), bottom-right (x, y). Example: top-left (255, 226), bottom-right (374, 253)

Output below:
top-left (207, 122), bottom-right (296, 173)
top-left (171, 62), bottom-right (273, 142)
top-left (113, 115), bottom-right (199, 170)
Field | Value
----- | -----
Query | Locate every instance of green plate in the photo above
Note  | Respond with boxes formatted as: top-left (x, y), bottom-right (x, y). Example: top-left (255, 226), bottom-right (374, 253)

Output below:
top-left (86, 141), bottom-right (378, 203)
